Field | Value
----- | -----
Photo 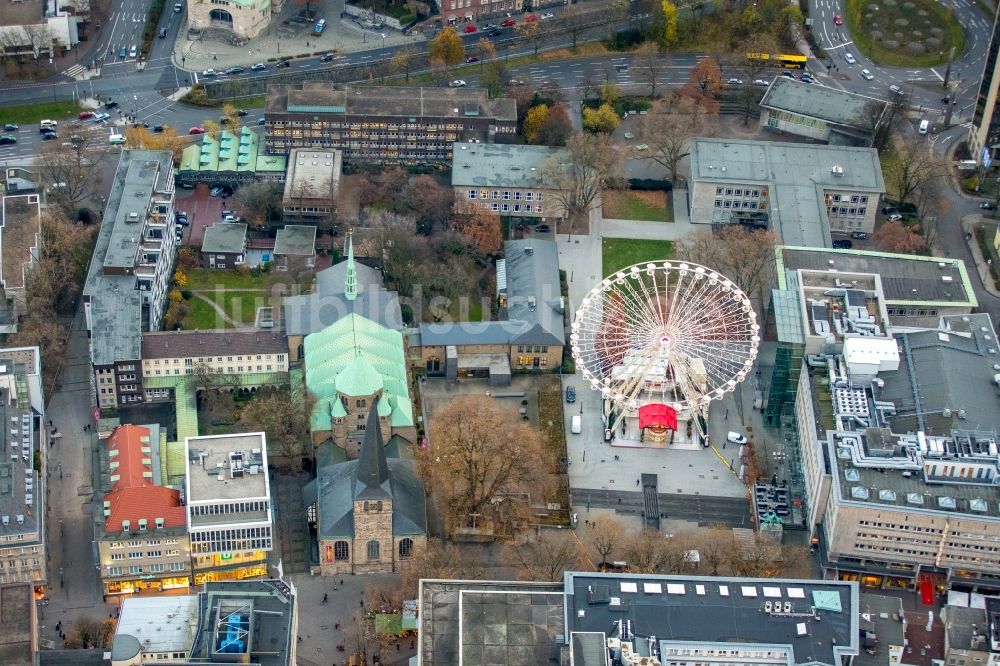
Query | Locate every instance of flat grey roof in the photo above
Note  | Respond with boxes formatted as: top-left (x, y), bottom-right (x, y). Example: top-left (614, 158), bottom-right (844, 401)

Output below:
top-left (567, 573), bottom-right (859, 666)
top-left (186, 433), bottom-right (269, 504)
top-left (283, 150), bottom-right (341, 203)
top-left (266, 83), bottom-right (517, 122)
top-left (690, 139), bottom-right (885, 247)
top-left (451, 142), bottom-right (569, 189)
top-left (760, 77), bottom-right (884, 128)
top-left (0, 194), bottom-right (41, 292)
top-left (273, 225), bottom-right (317, 257)
top-left (84, 150), bottom-right (173, 365)
top-left (188, 580), bottom-right (296, 666)
top-left (201, 223), bottom-right (247, 254)
top-left (878, 314), bottom-right (1000, 435)
top-left (778, 247), bottom-right (977, 307)
top-left (418, 578), bottom-right (565, 666)
top-left (0, 365), bottom-right (40, 538)
top-left (0, 583), bottom-right (33, 666)
top-left (855, 594), bottom-right (904, 666)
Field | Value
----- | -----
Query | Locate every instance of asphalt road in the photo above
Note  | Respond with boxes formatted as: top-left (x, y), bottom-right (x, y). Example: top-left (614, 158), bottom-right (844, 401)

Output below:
top-left (571, 489), bottom-right (753, 528)
top-left (808, 0), bottom-right (994, 117)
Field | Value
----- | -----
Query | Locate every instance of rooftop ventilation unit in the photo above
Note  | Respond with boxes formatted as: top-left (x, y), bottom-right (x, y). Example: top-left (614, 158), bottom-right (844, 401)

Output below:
top-left (831, 165), bottom-right (844, 176)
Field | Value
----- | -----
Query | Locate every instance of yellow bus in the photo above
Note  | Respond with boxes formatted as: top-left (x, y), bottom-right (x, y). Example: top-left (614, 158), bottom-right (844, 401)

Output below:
top-left (746, 53), bottom-right (808, 69)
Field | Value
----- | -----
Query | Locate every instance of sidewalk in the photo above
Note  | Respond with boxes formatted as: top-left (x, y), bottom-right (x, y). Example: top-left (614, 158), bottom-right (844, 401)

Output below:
top-left (961, 213), bottom-right (1000, 298)
top-left (173, 0), bottom-right (426, 72)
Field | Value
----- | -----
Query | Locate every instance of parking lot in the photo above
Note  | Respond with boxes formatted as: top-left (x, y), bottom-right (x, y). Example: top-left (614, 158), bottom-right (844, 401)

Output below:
top-left (175, 183), bottom-right (229, 246)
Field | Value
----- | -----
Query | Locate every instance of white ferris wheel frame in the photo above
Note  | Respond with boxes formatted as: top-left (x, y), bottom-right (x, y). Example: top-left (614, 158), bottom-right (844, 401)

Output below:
top-left (570, 260), bottom-right (760, 430)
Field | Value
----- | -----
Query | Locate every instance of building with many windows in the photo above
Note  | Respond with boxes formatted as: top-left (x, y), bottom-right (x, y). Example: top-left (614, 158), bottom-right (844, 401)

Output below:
top-left (97, 425), bottom-right (191, 598)
top-left (764, 248), bottom-right (1000, 592)
top-left (688, 138), bottom-right (885, 246)
top-left (418, 573), bottom-right (859, 666)
top-left (759, 78), bottom-right (887, 146)
top-left (83, 150), bottom-right (177, 410)
top-left (178, 128), bottom-right (287, 187)
top-left (0, 347), bottom-right (45, 593)
top-left (184, 433), bottom-right (272, 584)
top-left (264, 84), bottom-right (517, 164)
top-left (970, 10), bottom-right (1000, 166)
top-left (451, 142), bottom-right (568, 223)
top-left (186, 0), bottom-right (279, 42)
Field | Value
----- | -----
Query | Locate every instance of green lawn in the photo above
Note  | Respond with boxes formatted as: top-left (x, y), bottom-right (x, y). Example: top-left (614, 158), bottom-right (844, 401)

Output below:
top-left (0, 100), bottom-right (81, 125)
top-left (602, 190), bottom-right (671, 222)
top-left (844, 0), bottom-right (965, 67)
top-left (195, 290), bottom-right (277, 327)
top-left (181, 296), bottom-right (233, 330)
top-left (184, 268), bottom-right (301, 291)
top-left (602, 238), bottom-right (673, 277)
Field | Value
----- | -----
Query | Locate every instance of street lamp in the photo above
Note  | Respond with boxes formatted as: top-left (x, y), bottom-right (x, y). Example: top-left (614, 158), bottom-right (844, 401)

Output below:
top-left (380, 33), bottom-right (386, 49)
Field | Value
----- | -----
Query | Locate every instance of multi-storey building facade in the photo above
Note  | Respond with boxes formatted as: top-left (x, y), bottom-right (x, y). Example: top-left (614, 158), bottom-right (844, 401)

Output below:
top-left (184, 433), bottom-right (272, 584)
top-left (970, 10), bottom-right (1000, 166)
top-left (97, 425), bottom-right (190, 597)
top-left (689, 138), bottom-right (885, 246)
top-left (83, 150), bottom-right (177, 410)
top-left (767, 250), bottom-right (1000, 592)
top-left (264, 84), bottom-right (517, 164)
top-left (186, 0), bottom-right (274, 41)
top-left (0, 347), bottom-right (45, 594)
top-left (451, 142), bottom-right (568, 222)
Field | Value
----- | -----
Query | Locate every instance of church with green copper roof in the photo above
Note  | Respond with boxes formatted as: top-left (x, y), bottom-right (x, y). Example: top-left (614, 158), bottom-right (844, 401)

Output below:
top-left (301, 237), bottom-right (415, 457)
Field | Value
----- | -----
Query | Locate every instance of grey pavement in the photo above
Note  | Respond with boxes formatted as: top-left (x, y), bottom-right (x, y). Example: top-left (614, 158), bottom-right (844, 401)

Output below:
top-left (41, 308), bottom-right (114, 644)
top-left (173, 0), bottom-right (425, 72)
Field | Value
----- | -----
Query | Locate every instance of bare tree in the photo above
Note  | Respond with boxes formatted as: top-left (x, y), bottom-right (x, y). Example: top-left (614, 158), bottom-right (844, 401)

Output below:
top-left (390, 45), bottom-right (417, 82)
top-left (419, 395), bottom-right (553, 537)
top-left (854, 100), bottom-right (892, 152)
top-left (884, 135), bottom-right (947, 209)
top-left (237, 387), bottom-right (312, 461)
top-left (505, 529), bottom-right (590, 581)
top-left (637, 94), bottom-right (705, 184)
top-left (580, 68), bottom-right (599, 102)
top-left (675, 226), bottom-right (777, 303)
top-left (34, 133), bottom-right (113, 218)
top-left (586, 515), bottom-right (625, 567)
top-left (22, 24), bottom-right (53, 58)
top-left (515, 20), bottom-right (544, 58)
top-left (730, 35), bottom-right (779, 125)
top-left (623, 529), bottom-right (668, 573)
top-left (636, 43), bottom-right (664, 98)
top-left (542, 132), bottom-right (624, 232)
top-left (693, 525), bottom-right (731, 575)
top-left (233, 181), bottom-right (282, 230)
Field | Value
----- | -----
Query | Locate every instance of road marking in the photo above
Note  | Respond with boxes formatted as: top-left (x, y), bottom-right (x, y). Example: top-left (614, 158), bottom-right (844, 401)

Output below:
top-left (930, 67), bottom-right (944, 81)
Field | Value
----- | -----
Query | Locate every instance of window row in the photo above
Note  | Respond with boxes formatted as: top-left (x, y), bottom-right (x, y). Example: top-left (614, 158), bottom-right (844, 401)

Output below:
top-left (326, 538), bottom-right (413, 562)
top-left (190, 501), bottom-right (268, 517)
top-left (488, 203), bottom-right (542, 214)
top-left (468, 190), bottom-right (544, 201)
top-left (828, 206), bottom-right (867, 217)
top-left (191, 526), bottom-right (271, 541)
top-left (714, 200), bottom-right (767, 210)
top-left (714, 187), bottom-right (762, 198)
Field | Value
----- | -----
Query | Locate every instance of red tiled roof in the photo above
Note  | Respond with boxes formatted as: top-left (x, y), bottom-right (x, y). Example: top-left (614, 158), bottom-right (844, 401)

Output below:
top-left (103, 425), bottom-right (187, 533)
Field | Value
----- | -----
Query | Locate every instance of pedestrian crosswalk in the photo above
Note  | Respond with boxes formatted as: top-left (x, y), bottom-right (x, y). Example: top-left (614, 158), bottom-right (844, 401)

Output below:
top-left (63, 64), bottom-right (86, 80)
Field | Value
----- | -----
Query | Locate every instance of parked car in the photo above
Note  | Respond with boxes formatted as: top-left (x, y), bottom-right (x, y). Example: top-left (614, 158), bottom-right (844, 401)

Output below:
top-left (78, 111), bottom-right (94, 120)
top-left (41, 132), bottom-right (58, 140)
top-left (534, 224), bottom-right (551, 233)
top-left (832, 239), bottom-right (853, 249)
top-left (129, 45), bottom-right (137, 58)
top-left (727, 77), bottom-right (743, 85)
top-left (466, 55), bottom-right (479, 63)
top-left (487, 29), bottom-right (502, 36)
top-left (844, 52), bottom-right (856, 64)
top-left (189, 126), bottom-right (206, 135)
top-left (2, 124), bottom-right (17, 131)
top-left (153, 125), bottom-right (164, 133)
top-left (93, 112), bottom-right (111, 122)
top-left (463, 24), bottom-right (477, 33)
top-left (225, 66), bottom-right (244, 75)
top-left (881, 205), bottom-right (899, 215)
top-left (889, 84), bottom-right (903, 95)
top-left (500, 17), bottom-right (516, 26)
top-left (980, 201), bottom-right (996, 210)
top-left (174, 2), bottom-right (183, 11)
top-left (39, 120), bottom-right (57, 130)
top-left (251, 63), bottom-right (267, 71)
top-left (257, 118), bottom-right (266, 126)
top-left (624, 131), bottom-right (634, 139)
top-left (211, 186), bottom-right (233, 198)
top-left (541, 12), bottom-right (554, 18)
top-left (118, 46), bottom-right (127, 58)
top-left (860, 68), bottom-right (874, 80)
top-left (753, 78), bottom-right (769, 86)
top-left (565, 386), bottom-right (576, 403)
top-left (780, 70), bottom-right (795, 79)
top-left (634, 143), bottom-right (649, 151)
top-left (449, 79), bottom-right (467, 87)
top-left (320, 52), bottom-right (335, 62)
top-left (850, 231), bottom-right (869, 240)
top-left (276, 59), bottom-right (291, 68)
top-left (800, 72), bottom-right (814, 82)
top-left (482, 23), bottom-right (499, 31)
top-left (507, 78), bottom-right (525, 86)
top-left (202, 69), bottom-right (217, 77)
top-left (727, 431), bottom-right (747, 445)
top-left (0, 135), bottom-right (16, 145)
top-left (887, 212), bottom-right (903, 221)
top-left (104, 100), bottom-right (119, 109)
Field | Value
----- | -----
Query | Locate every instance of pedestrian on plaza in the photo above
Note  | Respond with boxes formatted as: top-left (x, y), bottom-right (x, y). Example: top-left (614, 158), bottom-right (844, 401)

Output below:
top-left (323, 593), bottom-right (328, 603)
top-left (636, 479), bottom-right (640, 486)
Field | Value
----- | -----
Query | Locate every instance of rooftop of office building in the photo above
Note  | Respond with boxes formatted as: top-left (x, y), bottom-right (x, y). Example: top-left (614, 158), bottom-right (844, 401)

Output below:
top-left (0, 355), bottom-right (40, 539)
top-left (185, 433), bottom-right (269, 503)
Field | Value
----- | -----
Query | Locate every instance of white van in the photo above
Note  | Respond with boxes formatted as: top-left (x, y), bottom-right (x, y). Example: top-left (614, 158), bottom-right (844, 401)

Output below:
top-left (570, 415), bottom-right (581, 434)
top-left (109, 132), bottom-right (125, 145)
top-left (918, 119), bottom-right (929, 135)
top-left (39, 120), bottom-right (57, 129)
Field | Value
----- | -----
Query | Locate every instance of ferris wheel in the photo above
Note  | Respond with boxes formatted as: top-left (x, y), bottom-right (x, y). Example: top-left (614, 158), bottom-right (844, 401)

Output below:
top-left (570, 261), bottom-right (760, 433)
